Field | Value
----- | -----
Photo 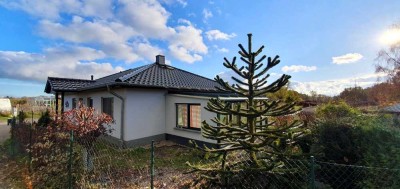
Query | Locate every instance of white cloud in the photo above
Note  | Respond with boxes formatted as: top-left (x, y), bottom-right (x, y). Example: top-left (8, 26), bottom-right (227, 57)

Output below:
top-left (213, 45), bottom-right (229, 53)
top-left (217, 71), bottom-right (236, 83)
top-left (282, 65), bottom-right (317, 73)
top-left (217, 48), bottom-right (229, 53)
top-left (332, 53), bottom-right (363, 64)
top-left (168, 22), bottom-right (208, 63)
top-left (118, 0), bottom-right (174, 39)
top-left (206, 30), bottom-right (236, 41)
top-left (0, 48), bottom-right (124, 82)
top-left (176, 0), bottom-right (188, 7)
top-left (134, 42), bottom-right (163, 62)
top-left (81, 0), bottom-right (114, 19)
top-left (203, 8), bottom-right (213, 20)
top-left (44, 46), bottom-right (106, 62)
top-left (160, 0), bottom-right (187, 7)
top-left (0, 0), bottom-right (113, 20)
top-left (1, 0), bottom-right (211, 67)
top-left (38, 18), bottom-right (140, 63)
top-left (177, 18), bottom-right (191, 25)
top-left (290, 73), bottom-right (385, 96)
top-left (169, 45), bottom-right (202, 63)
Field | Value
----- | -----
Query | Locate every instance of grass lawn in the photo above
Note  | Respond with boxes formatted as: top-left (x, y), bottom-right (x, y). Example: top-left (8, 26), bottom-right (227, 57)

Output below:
top-left (0, 138), bottom-right (213, 188)
top-left (0, 111), bottom-right (42, 123)
top-left (0, 116), bottom-right (11, 123)
top-left (93, 141), bottom-right (203, 169)
top-left (83, 140), bottom-right (206, 188)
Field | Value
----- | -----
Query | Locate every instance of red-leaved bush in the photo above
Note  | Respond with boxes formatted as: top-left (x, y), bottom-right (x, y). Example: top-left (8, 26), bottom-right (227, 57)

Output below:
top-left (22, 106), bottom-right (113, 188)
top-left (58, 106), bottom-right (113, 147)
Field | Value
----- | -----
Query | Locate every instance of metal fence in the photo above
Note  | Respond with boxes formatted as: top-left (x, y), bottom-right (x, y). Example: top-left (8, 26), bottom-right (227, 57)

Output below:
top-left (4, 116), bottom-right (400, 189)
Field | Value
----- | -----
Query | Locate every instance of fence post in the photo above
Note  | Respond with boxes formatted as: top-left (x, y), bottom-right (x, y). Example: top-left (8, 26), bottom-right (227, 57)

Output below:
top-left (309, 156), bottom-right (315, 189)
top-left (29, 111), bottom-right (33, 170)
top-left (151, 140), bottom-right (154, 189)
top-left (68, 130), bottom-right (74, 189)
top-left (10, 117), bottom-right (15, 157)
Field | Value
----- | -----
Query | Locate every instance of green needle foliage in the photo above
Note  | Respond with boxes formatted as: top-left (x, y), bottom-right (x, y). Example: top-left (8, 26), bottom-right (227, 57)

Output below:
top-left (190, 34), bottom-right (308, 185)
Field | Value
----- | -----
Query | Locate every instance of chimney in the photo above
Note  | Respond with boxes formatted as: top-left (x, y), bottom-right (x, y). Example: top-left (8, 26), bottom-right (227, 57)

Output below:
top-left (156, 55), bottom-right (165, 65)
top-left (91, 75), bottom-right (94, 80)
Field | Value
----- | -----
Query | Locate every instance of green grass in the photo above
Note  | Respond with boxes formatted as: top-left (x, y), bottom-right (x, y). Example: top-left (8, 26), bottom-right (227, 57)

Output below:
top-left (0, 116), bottom-right (12, 123)
top-left (91, 141), bottom-right (205, 171)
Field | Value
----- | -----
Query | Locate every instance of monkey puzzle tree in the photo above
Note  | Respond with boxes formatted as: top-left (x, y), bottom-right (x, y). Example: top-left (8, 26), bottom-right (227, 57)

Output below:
top-left (190, 34), bottom-right (307, 184)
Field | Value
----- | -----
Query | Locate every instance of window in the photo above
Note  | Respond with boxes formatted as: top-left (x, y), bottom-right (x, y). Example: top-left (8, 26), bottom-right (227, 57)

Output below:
top-left (176, 104), bottom-right (201, 130)
top-left (87, 97), bottom-right (93, 108)
top-left (79, 98), bottom-right (84, 107)
top-left (72, 98), bottom-right (77, 109)
top-left (102, 97), bottom-right (113, 118)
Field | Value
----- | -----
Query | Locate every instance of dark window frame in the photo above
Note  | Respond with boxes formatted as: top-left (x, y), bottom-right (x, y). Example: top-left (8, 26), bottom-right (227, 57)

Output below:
top-left (72, 98), bottom-right (77, 109)
top-left (87, 97), bottom-right (93, 108)
top-left (176, 103), bottom-right (201, 131)
top-left (102, 97), bottom-right (114, 119)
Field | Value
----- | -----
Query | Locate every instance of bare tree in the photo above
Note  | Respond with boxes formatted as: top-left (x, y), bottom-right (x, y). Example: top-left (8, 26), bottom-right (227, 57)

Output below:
top-left (376, 24), bottom-right (400, 85)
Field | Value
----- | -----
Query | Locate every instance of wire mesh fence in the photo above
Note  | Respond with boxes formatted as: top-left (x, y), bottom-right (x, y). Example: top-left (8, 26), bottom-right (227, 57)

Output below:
top-left (4, 113), bottom-right (400, 188)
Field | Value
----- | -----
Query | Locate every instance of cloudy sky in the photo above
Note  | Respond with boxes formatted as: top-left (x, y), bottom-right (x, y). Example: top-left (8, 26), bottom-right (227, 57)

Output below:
top-left (0, 0), bottom-right (399, 97)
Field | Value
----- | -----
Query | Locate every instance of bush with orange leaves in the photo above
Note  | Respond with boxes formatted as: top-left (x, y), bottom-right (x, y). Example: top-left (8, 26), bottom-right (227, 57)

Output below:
top-left (60, 106), bottom-right (113, 147)
top-left (29, 106), bottom-right (112, 188)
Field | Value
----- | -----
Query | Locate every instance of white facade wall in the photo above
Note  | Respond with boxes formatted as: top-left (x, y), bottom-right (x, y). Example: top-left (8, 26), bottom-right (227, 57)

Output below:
top-left (124, 89), bottom-right (167, 141)
top-left (165, 94), bottom-right (217, 144)
top-left (63, 89), bottom-right (124, 139)
top-left (63, 89), bottom-right (217, 144)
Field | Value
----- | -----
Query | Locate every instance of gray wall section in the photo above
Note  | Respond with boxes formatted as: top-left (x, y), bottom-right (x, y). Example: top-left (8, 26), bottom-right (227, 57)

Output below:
top-left (125, 134), bottom-right (166, 147)
top-left (100, 134), bottom-right (166, 148)
top-left (100, 133), bottom-right (218, 149)
top-left (166, 134), bottom-right (219, 149)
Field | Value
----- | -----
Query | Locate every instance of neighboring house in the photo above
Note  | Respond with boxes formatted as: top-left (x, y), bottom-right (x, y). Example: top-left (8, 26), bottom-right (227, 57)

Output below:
top-left (45, 55), bottom-right (230, 147)
top-left (381, 103), bottom-right (400, 123)
top-left (0, 98), bottom-right (12, 113)
top-left (34, 96), bottom-right (56, 107)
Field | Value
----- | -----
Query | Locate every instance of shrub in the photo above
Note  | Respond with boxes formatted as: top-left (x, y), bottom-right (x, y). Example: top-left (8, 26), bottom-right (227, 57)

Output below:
top-left (316, 101), bottom-right (359, 122)
top-left (17, 111), bottom-right (27, 124)
top-left (312, 104), bottom-right (400, 188)
top-left (27, 106), bottom-right (113, 188)
top-left (30, 126), bottom-right (82, 188)
top-left (0, 110), bottom-right (11, 117)
top-left (37, 109), bottom-right (53, 127)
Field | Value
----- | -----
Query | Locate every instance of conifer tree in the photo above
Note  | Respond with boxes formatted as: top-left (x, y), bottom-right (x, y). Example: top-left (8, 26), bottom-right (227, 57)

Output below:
top-left (190, 34), bottom-right (307, 183)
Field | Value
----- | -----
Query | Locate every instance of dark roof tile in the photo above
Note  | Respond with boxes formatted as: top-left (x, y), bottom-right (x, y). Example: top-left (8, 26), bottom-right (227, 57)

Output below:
top-left (45, 63), bottom-right (221, 93)
top-left (44, 77), bottom-right (95, 93)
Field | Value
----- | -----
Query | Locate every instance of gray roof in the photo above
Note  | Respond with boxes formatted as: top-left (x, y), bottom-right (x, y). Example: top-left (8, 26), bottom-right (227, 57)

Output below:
top-left (45, 63), bottom-right (221, 94)
top-left (44, 77), bottom-right (95, 92)
top-left (382, 103), bottom-right (400, 113)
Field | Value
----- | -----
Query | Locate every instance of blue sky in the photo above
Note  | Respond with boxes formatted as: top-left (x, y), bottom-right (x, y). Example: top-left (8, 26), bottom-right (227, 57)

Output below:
top-left (0, 0), bottom-right (399, 97)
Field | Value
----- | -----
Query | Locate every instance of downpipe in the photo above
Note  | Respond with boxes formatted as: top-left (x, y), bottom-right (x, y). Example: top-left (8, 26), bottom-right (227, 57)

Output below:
top-left (107, 85), bottom-right (126, 148)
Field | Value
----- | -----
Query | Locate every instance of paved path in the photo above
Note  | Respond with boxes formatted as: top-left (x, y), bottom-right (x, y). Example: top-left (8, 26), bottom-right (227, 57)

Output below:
top-left (0, 121), bottom-right (10, 143)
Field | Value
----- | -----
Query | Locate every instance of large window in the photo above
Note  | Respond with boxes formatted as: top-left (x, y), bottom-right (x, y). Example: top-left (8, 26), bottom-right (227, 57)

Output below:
top-left (102, 97), bottom-right (113, 118)
top-left (176, 104), bottom-right (201, 130)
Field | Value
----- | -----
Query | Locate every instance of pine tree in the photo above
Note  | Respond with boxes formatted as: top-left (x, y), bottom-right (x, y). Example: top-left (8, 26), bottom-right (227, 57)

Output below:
top-left (190, 34), bottom-right (307, 184)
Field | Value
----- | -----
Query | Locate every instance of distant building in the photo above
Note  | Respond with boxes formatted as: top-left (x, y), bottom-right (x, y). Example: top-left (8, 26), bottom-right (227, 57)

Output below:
top-left (381, 103), bottom-right (400, 123)
top-left (0, 98), bottom-right (12, 112)
top-left (34, 96), bottom-right (55, 107)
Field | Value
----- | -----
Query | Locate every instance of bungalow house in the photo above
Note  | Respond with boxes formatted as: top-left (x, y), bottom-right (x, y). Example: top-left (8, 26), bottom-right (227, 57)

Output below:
top-left (44, 55), bottom-right (229, 147)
